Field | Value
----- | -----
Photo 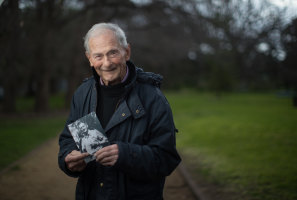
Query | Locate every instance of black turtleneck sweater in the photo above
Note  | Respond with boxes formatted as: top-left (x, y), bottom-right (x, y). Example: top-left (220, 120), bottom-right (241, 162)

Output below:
top-left (94, 67), bottom-right (133, 129)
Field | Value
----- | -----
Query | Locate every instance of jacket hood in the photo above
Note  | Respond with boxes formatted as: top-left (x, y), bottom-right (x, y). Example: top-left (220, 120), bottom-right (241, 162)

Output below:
top-left (135, 64), bottom-right (163, 88)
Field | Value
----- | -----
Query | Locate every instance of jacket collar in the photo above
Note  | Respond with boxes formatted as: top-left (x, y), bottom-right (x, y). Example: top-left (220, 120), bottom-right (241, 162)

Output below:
top-left (95, 61), bottom-right (145, 132)
top-left (91, 60), bottom-right (162, 132)
top-left (104, 92), bottom-right (145, 132)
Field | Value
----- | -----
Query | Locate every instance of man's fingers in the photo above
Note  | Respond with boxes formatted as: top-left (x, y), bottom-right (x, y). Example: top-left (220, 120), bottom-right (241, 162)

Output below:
top-left (95, 149), bottom-right (118, 162)
top-left (100, 155), bottom-right (118, 164)
top-left (68, 159), bottom-right (84, 168)
top-left (94, 144), bottom-right (119, 166)
top-left (94, 144), bottom-right (118, 157)
top-left (65, 150), bottom-right (89, 172)
top-left (101, 160), bottom-right (116, 166)
top-left (67, 158), bottom-right (87, 172)
top-left (74, 161), bottom-right (86, 170)
top-left (65, 152), bottom-right (89, 163)
top-left (95, 144), bottom-right (119, 166)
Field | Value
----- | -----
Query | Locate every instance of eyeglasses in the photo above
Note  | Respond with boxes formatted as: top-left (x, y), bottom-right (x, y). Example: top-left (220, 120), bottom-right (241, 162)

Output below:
top-left (93, 49), bottom-right (122, 61)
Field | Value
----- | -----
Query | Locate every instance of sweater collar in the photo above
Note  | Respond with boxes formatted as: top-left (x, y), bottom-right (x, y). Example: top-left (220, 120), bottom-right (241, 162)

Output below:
top-left (99, 65), bottom-right (129, 86)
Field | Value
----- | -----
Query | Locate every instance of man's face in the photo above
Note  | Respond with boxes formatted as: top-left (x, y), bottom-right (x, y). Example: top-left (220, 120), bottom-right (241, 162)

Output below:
top-left (79, 123), bottom-right (88, 133)
top-left (86, 30), bottom-right (131, 86)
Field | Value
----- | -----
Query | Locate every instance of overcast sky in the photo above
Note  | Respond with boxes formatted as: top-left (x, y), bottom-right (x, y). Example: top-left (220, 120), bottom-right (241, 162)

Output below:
top-left (1, 0), bottom-right (296, 20)
top-left (269, 0), bottom-right (297, 7)
top-left (268, 0), bottom-right (297, 19)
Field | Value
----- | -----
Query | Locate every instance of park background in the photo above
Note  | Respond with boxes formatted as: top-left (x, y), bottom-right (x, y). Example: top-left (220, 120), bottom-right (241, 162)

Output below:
top-left (0, 0), bottom-right (297, 199)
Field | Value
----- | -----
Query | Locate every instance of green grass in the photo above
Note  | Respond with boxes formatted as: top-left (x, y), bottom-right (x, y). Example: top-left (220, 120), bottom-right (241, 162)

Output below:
top-left (166, 90), bottom-right (297, 200)
top-left (0, 93), bottom-right (67, 171)
top-left (1, 91), bottom-right (296, 199)
top-left (0, 115), bottom-right (66, 171)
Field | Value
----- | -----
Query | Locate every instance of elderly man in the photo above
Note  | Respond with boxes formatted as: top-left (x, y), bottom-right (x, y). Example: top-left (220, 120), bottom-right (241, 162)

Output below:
top-left (58, 23), bottom-right (181, 200)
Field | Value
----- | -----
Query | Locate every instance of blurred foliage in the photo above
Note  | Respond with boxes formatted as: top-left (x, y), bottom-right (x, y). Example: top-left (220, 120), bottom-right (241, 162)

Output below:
top-left (15, 93), bottom-right (65, 112)
top-left (1, 0), bottom-right (297, 113)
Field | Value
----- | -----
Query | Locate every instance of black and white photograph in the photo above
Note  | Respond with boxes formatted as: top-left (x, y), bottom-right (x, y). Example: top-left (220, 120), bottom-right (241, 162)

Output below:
top-left (67, 112), bottom-right (109, 163)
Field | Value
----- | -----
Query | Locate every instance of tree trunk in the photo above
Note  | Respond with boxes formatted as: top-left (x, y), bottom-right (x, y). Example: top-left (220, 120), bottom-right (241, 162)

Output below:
top-left (3, 81), bottom-right (17, 113)
top-left (35, 72), bottom-right (50, 112)
top-left (33, 0), bottom-right (54, 113)
top-left (34, 41), bottom-right (50, 112)
top-left (65, 54), bottom-right (85, 109)
top-left (1, 0), bottom-right (20, 113)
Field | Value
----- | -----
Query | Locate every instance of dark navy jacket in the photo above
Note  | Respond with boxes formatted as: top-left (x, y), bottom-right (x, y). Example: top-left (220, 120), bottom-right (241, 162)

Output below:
top-left (58, 61), bottom-right (181, 200)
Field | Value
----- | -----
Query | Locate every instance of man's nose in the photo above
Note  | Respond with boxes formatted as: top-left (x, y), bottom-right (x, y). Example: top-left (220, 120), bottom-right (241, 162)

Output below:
top-left (102, 55), bottom-right (111, 67)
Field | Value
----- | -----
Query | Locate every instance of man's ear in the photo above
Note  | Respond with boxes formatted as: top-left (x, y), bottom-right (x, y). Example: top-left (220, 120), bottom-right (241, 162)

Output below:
top-left (125, 44), bottom-right (131, 61)
top-left (85, 51), bottom-right (93, 67)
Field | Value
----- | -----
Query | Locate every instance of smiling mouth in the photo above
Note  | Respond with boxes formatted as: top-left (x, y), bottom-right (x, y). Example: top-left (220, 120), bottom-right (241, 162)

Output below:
top-left (100, 67), bottom-right (117, 72)
top-left (99, 66), bottom-right (117, 72)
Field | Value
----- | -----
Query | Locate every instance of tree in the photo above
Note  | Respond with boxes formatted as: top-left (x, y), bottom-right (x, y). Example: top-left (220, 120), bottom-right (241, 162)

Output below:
top-left (0, 0), bottom-right (22, 112)
top-left (0, 0), bottom-right (293, 113)
top-left (191, 0), bottom-right (285, 91)
top-left (281, 18), bottom-right (297, 106)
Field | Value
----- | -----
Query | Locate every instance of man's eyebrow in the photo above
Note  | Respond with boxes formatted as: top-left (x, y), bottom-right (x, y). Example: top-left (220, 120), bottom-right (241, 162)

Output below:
top-left (92, 52), bottom-right (103, 56)
top-left (106, 48), bottom-right (118, 52)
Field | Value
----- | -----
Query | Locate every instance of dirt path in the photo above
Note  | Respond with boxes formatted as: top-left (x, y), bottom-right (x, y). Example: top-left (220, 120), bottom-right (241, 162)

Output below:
top-left (0, 136), bottom-right (196, 200)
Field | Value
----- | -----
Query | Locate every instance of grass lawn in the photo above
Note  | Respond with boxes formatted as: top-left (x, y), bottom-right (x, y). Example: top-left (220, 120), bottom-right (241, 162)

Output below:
top-left (0, 94), bottom-right (67, 171)
top-left (0, 115), bottom-right (66, 171)
top-left (166, 90), bottom-right (297, 200)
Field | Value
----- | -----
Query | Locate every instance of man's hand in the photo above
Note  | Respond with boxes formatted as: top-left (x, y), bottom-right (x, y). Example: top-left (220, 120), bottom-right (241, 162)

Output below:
top-left (65, 150), bottom-right (89, 172)
top-left (94, 144), bottom-right (119, 166)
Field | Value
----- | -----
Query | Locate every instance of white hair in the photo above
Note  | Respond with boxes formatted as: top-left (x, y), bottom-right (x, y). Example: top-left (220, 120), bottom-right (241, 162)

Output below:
top-left (83, 23), bottom-right (128, 53)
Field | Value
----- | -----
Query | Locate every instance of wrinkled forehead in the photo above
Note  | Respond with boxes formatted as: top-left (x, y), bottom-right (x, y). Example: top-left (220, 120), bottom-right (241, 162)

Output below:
top-left (88, 33), bottom-right (124, 54)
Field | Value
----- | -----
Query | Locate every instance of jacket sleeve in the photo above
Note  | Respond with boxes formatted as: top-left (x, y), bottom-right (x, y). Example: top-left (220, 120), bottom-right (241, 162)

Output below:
top-left (58, 95), bottom-right (82, 178)
top-left (114, 88), bottom-right (181, 180)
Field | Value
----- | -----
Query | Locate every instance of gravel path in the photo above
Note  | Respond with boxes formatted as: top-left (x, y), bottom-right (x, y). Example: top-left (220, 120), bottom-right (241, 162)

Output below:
top-left (0, 136), bottom-right (196, 200)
